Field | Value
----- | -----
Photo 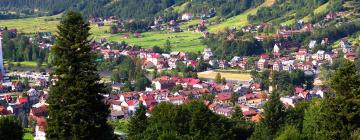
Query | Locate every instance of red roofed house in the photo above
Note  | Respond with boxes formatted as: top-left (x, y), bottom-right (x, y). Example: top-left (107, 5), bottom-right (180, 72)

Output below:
top-left (167, 95), bottom-right (187, 105)
top-left (17, 97), bottom-right (28, 104)
top-left (243, 109), bottom-right (258, 121)
top-left (257, 58), bottom-right (268, 71)
top-left (296, 48), bottom-right (307, 61)
top-left (139, 95), bottom-right (158, 107)
top-left (177, 78), bottom-right (201, 88)
top-left (153, 77), bottom-right (176, 90)
top-left (126, 100), bottom-right (139, 114)
top-left (345, 52), bottom-right (356, 61)
top-left (215, 106), bottom-right (234, 117)
top-left (260, 54), bottom-right (269, 60)
top-left (238, 93), bottom-right (256, 104)
top-left (214, 93), bottom-right (232, 104)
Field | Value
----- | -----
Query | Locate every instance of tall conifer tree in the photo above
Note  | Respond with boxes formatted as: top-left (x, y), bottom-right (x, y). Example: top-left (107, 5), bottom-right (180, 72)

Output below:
top-left (46, 11), bottom-right (114, 139)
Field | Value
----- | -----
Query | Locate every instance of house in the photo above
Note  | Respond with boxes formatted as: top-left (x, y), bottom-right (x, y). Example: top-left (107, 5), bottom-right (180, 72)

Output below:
top-left (273, 61), bottom-right (282, 71)
top-left (325, 12), bottom-right (338, 20)
top-left (214, 93), bottom-right (232, 104)
top-left (126, 100), bottom-right (139, 114)
top-left (280, 97), bottom-right (297, 107)
top-left (260, 54), bottom-right (269, 60)
top-left (308, 40), bottom-right (317, 49)
top-left (325, 53), bottom-right (334, 63)
top-left (340, 39), bottom-right (353, 53)
top-left (27, 88), bottom-right (39, 105)
top-left (296, 49), bottom-right (307, 61)
top-left (208, 103), bottom-right (220, 111)
top-left (243, 110), bottom-right (258, 121)
top-left (257, 59), bottom-right (268, 71)
top-left (142, 61), bottom-right (156, 69)
top-left (176, 78), bottom-right (201, 88)
top-left (34, 78), bottom-right (48, 87)
top-left (139, 94), bottom-right (157, 107)
top-left (230, 56), bottom-right (242, 67)
top-left (315, 89), bottom-right (324, 98)
top-left (167, 95), bottom-right (186, 105)
top-left (344, 52), bottom-right (356, 61)
top-left (219, 60), bottom-right (229, 69)
top-left (316, 50), bottom-right (325, 61)
top-left (321, 38), bottom-right (329, 46)
top-left (238, 93), bottom-right (256, 104)
top-left (273, 44), bottom-right (281, 56)
top-left (298, 90), bottom-right (311, 100)
top-left (250, 83), bottom-right (262, 91)
top-left (214, 106), bottom-right (234, 117)
top-left (152, 77), bottom-right (176, 90)
top-left (119, 92), bottom-right (139, 102)
top-left (181, 13), bottom-right (193, 21)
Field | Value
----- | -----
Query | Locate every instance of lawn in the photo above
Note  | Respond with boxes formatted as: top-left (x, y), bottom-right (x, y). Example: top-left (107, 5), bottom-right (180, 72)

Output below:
top-left (11, 61), bottom-right (47, 68)
top-left (302, 2), bottom-right (329, 22)
top-left (0, 15), bottom-right (61, 34)
top-left (1, 16), bottom-right (204, 52)
top-left (23, 128), bottom-right (34, 140)
top-left (208, 0), bottom-right (275, 32)
top-left (198, 70), bottom-right (252, 81)
top-left (106, 31), bottom-right (205, 52)
top-left (23, 133), bottom-right (34, 140)
top-left (109, 119), bottom-right (128, 133)
top-left (0, 0), bottom-right (275, 53)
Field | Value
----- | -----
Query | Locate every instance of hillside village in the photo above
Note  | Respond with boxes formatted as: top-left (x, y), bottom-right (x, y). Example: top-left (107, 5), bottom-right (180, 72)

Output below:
top-left (0, 8), bottom-right (359, 139)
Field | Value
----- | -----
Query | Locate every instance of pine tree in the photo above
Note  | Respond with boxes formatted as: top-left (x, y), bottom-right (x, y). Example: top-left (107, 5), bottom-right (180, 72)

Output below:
top-left (355, 47), bottom-right (360, 71)
top-left (164, 40), bottom-right (171, 53)
top-left (317, 60), bottom-right (360, 139)
top-left (275, 125), bottom-right (302, 140)
top-left (215, 73), bottom-right (222, 84)
top-left (231, 107), bottom-right (253, 140)
top-left (46, 11), bottom-right (114, 139)
top-left (250, 91), bottom-right (286, 140)
top-left (127, 101), bottom-right (148, 140)
top-left (0, 116), bottom-right (23, 140)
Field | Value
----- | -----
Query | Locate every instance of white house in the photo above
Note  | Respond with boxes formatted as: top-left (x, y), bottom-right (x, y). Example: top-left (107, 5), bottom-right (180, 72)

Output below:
top-left (316, 50), bottom-right (325, 61)
top-left (309, 40), bottom-right (317, 49)
top-left (181, 13), bottom-right (193, 21)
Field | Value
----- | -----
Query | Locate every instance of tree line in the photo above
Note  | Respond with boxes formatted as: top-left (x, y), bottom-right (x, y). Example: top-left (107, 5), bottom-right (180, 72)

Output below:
top-left (0, 0), bottom-right (266, 20)
top-left (1, 31), bottom-right (49, 66)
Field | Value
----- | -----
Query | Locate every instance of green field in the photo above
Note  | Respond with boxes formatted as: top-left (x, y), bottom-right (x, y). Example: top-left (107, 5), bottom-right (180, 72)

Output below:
top-left (5, 61), bottom-right (47, 68)
top-left (0, 15), bottom-right (205, 52)
top-left (23, 128), bottom-right (34, 140)
top-left (0, 15), bottom-right (61, 34)
top-left (207, 0), bottom-right (275, 32)
top-left (0, 0), bottom-right (275, 52)
top-left (302, 2), bottom-right (330, 22)
top-left (107, 31), bottom-right (204, 52)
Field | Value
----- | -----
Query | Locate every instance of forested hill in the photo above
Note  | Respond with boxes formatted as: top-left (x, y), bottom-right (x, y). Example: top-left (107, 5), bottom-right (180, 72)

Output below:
top-left (0, 0), bottom-right (264, 19)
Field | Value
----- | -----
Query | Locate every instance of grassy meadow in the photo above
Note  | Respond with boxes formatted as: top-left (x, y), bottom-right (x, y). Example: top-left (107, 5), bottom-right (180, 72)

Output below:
top-left (0, 15), bottom-right (205, 52)
top-left (207, 0), bottom-right (275, 32)
top-left (0, 0), bottom-right (277, 52)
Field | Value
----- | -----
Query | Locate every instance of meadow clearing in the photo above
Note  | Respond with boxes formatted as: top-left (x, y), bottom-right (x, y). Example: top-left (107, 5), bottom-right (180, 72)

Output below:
top-left (0, 15), bottom-right (205, 52)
